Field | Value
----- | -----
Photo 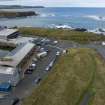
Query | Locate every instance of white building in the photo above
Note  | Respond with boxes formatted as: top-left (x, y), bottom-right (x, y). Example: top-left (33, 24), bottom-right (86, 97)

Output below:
top-left (0, 29), bottom-right (19, 40)
top-left (0, 67), bottom-right (20, 86)
top-left (0, 42), bottom-right (35, 86)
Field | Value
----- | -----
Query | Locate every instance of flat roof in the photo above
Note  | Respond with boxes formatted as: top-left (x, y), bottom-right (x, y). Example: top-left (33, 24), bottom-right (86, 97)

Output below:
top-left (0, 29), bottom-right (18, 37)
top-left (0, 67), bottom-right (15, 75)
top-left (0, 43), bottom-right (35, 67)
top-left (0, 50), bottom-right (9, 58)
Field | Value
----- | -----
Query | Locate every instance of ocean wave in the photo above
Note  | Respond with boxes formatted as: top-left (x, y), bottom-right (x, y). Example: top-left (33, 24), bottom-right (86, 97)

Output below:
top-left (84, 15), bottom-right (105, 21)
top-left (87, 28), bottom-right (105, 35)
top-left (39, 13), bottom-right (56, 17)
top-left (49, 24), bottom-right (73, 29)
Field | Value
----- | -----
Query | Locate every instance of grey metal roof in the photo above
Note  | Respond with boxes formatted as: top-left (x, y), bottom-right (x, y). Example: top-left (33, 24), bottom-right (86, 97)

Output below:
top-left (0, 29), bottom-right (18, 37)
top-left (8, 43), bottom-right (25, 56)
top-left (0, 50), bottom-right (9, 58)
top-left (0, 43), bottom-right (35, 67)
top-left (0, 66), bottom-right (15, 74)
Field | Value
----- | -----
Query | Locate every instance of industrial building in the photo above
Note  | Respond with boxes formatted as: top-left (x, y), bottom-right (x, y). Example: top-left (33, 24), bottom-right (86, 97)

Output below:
top-left (0, 28), bottom-right (20, 47)
top-left (0, 28), bottom-right (36, 86)
top-left (0, 28), bottom-right (34, 47)
top-left (0, 28), bottom-right (19, 40)
top-left (0, 42), bottom-right (35, 86)
top-left (0, 67), bottom-right (20, 86)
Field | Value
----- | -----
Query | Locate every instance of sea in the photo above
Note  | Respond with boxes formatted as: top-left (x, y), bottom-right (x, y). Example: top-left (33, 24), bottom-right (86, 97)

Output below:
top-left (0, 7), bottom-right (105, 30)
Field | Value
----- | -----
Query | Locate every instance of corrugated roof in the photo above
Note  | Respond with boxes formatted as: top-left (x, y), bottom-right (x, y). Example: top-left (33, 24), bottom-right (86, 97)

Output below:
top-left (0, 29), bottom-right (18, 37)
top-left (0, 43), bottom-right (35, 67)
top-left (0, 67), bottom-right (15, 75)
top-left (0, 50), bottom-right (9, 58)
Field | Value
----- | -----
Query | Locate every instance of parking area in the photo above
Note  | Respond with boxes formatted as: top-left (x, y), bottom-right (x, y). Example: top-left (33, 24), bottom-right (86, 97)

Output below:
top-left (0, 37), bottom-right (64, 105)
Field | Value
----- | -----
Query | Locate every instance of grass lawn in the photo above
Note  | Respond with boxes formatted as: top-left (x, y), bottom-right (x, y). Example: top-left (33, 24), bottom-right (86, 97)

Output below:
top-left (89, 54), bottom-right (105, 105)
top-left (19, 27), bottom-right (105, 43)
top-left (22, 48), bottom-right (105, 105)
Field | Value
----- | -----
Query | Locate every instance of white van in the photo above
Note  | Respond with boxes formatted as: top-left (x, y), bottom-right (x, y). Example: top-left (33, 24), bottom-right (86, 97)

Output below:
top-left (37, 51), bottom-right (47, 58)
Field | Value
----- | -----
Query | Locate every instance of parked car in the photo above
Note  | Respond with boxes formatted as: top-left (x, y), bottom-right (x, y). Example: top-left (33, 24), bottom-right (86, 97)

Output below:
top-left (0, 83), bottom-right (11, 92)
top-left (45, 49), bottom-right (49, 53)
top-left (45, 59), bottom-right (55, 71)
top-left (37, 51), bottom-right (47, 58)
top-left (40, 47), bottom-right (45, 52)
top-left (36, 42), bottom-right (42, 46)
top-left (30, 63), bottom-right (36, 69)
top-left (62, 49), bottom-right (67, 54)
top-left (56, 51), bottom-right (60, 56)
top-left (32, 58), bottom-right (38, 62)
top-left (49, 61), bottom-right (54, 67)
top-left (41, 38), bottom-right (50, 44)
top-left (40, 47), bottom-right (49, 53)
top-left (45, 66), bottom-right (50, 71)
top-left (34, 77), bottom-right (42, 84)
top-left (102, 42), bottom-right (105, 46)
top-left (25, 69), bottom-right (33, 74)
top-left (53, 40), bottom-right (58, 44)
top-left (11, 97), bottom-right (19, 105)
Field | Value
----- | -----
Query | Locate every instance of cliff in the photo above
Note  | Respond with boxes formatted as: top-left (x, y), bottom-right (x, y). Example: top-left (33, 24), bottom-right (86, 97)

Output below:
top-left (0, 5), bottom-right (44, 9)
top-left (0, 11), bottom-right (37, 18)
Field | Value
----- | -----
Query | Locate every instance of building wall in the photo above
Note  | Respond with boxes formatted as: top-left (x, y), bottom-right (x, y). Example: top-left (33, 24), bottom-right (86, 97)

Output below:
top-left (0, 68), bottom-right (20, 86)
top-left (0, 35), bottom-right (7, 40)
top-left (18, 47), bottom-right (35, 78)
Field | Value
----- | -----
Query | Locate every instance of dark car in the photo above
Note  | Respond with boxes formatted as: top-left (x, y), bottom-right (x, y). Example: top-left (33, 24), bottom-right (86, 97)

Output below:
top-left (36, 42), bottom-right (42, 46)
top-left (29, 67), bottom-right (34, 71)
top-left (25, 69), bottom-right (33, 74)
top-left (11, 97), bottom-right (19, 105)
top-left (45, 49), bottom-right (49, 53)
top-left (34, 77), bottom-right (42, 84)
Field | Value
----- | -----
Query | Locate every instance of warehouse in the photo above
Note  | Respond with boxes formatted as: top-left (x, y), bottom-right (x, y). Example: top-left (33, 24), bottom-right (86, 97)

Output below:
top-left (0, 67), bottom-right (20, 86)
top-left (0, 28), bottom-right (19, 40)
top-left (0, 28), bottom-right (35, 47)
top-left (0, 42), bottom-right (35, 86)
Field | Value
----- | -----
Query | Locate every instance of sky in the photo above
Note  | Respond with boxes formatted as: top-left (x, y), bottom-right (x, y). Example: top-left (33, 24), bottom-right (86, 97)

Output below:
top-left (0, 0), bottom-right (105, 7)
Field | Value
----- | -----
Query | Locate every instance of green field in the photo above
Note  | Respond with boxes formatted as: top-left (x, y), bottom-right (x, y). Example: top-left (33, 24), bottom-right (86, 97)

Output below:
top-left (19, 27), bottom-right (105, 43)
top-left (22, 48), bottom-right (105, 105)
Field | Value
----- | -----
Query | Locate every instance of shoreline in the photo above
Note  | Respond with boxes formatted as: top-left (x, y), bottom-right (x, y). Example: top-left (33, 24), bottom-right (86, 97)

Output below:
top-left (16, 25), bottom-right (105, 36)
top-left (18, 27), bottom-right (105, 44)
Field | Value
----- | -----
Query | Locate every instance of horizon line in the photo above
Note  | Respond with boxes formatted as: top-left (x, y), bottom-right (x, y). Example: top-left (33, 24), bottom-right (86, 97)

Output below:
top-left (0, 5), bottom-right (105, 8)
